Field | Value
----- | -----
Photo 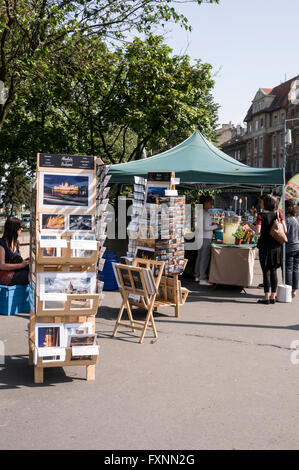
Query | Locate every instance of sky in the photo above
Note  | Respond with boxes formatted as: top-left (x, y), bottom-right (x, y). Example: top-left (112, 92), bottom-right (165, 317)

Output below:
top-left (161, 0), bottom-right (299, 127)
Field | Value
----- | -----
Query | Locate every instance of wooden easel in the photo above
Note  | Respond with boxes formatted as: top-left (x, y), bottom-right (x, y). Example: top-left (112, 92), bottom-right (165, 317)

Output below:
top-left (128, 258), bottom-right (189, 317)
top-left (112, 262), bottom-right (164, 344)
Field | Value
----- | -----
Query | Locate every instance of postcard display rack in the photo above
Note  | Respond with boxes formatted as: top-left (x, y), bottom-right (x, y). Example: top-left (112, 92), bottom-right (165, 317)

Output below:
top-left (127, 171), bottom-right (189, 318)
top-left (28, 153), bottom-right (110, 384)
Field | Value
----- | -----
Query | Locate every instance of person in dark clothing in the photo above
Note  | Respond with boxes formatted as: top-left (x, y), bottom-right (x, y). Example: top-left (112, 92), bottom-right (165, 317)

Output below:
top-left (255, 194), bottom-right (287, 304)
top-left (285, 200), bottom-right (299, 299)
top-left (0, 217), bottom-right (29, 286)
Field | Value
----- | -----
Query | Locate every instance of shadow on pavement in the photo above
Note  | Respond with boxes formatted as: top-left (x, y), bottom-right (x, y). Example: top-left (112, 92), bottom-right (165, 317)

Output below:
top-left (0, 355), bottom-right (84, 389)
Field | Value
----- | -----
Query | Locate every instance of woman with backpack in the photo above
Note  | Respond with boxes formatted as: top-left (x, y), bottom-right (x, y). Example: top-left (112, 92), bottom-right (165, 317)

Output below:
top-left (255, 194), bottom-right (287, 304)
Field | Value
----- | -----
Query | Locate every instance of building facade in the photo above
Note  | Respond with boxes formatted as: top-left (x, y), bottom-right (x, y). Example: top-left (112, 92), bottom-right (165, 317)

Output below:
top-left (220, 76), bottom-right (299, 181)
top-left (244, 76), bottom-right (299, 180)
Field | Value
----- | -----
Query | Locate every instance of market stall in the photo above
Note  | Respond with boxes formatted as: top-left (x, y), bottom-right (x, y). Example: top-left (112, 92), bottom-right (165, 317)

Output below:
top-left (109, 130), bottom-right (285, 287)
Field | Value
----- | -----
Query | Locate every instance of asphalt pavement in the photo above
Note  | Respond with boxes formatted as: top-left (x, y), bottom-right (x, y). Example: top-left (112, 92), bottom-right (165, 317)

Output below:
top-left (0, 241), bottom-right (299, 450)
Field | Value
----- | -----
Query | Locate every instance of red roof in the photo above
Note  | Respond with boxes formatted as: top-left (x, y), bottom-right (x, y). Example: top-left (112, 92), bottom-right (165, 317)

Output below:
top-left (244, 75), bottom-right (299, 122)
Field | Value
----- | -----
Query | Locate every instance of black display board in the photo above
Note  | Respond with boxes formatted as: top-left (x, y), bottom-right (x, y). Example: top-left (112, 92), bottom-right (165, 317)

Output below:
top-left (39, 153), bottom-right (95, 170)
top-left (147, 172), bottom-right (173, 182)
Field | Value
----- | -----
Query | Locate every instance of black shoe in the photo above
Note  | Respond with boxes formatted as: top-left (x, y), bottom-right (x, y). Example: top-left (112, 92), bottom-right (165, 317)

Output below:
top-left (270, 299), bottom-right (276, 304)
top-left (257, 299), bottom-right (270, 305)
top-left (258, 283), bottom-right (264, 288)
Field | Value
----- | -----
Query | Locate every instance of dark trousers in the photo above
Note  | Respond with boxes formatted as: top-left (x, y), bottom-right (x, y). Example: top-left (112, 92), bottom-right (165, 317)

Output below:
top-left (286, 250), bottom-right (299, 291)
top-left (9, 266), bottom-right (29, 286)
top-left (262, 268), bottom-right (278, 294)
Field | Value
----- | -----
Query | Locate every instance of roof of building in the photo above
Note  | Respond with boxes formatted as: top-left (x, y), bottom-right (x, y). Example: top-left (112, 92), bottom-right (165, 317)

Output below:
top-left (244, 75), bottom-right (299, 122)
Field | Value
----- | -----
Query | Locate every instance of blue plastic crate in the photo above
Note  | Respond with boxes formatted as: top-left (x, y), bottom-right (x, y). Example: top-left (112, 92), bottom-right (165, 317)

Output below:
top-left (98, 251), bottom-right (119, 291)
top-left (0, 284), bottom-right (30, 316)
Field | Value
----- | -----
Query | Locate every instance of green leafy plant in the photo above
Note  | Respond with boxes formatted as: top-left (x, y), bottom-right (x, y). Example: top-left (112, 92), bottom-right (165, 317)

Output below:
top-left (232, 226), bottom-right (245, 240)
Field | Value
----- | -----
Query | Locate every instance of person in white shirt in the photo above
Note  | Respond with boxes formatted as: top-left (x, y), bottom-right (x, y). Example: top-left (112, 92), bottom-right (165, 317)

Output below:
top-left (194, 195), bottom-right (221, 285)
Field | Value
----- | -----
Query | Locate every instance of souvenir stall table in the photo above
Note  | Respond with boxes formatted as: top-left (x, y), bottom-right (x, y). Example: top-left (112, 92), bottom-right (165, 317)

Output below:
top-left (209, 242), bottom-right (257, 287)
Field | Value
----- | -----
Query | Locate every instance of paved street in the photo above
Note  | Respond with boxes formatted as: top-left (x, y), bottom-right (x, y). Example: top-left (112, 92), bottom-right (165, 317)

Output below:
top-left (0, 244), bottom-right (299, 450)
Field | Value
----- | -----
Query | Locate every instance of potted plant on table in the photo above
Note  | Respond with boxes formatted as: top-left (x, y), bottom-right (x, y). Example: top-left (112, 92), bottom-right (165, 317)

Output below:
top-left (232, 226), bottom-right (244, 246)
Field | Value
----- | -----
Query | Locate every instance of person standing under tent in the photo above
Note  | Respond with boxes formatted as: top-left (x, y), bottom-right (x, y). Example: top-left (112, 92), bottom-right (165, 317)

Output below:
top-left (194, 195), bottom-right (221, 286)
top-left (254, 194), bottom-right (287, 304)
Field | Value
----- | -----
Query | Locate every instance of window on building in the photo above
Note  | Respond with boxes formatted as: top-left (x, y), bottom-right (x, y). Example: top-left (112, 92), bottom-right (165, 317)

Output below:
top-left (259, 155), bottom-right (263, 168)
top-left (280, 132), bottom-right (284, 148)
top-left (273, 135), bottom-right (277, 150)
top-left (254, 155), bottom-right (257, 167)
top-left (255, 120), bottom-right (259, 131)
top-left (260, 118), bottom-right (264, 129)
top-left (281, 112), bottom-right (285, 124)
top-left (254, 138), bottom-right (258, 152)
top-left (279, 154), bottom-right (284, 168)
top-left (273, 114), bottom-right (278, 126)
top-left (272, 155), bottom-right (277, 168)
top-left (248, 142), bottom-right (251, 156)
top-left (259, 136), bottom-right (263, 152)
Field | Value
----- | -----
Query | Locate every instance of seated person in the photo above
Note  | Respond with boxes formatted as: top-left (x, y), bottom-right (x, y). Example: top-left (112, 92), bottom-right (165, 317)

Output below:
top-left (0, 217), bottom-right (29, 286)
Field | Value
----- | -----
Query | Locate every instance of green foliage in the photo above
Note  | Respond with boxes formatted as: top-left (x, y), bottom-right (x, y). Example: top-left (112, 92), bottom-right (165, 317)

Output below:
top-left (0, 1), bottom-right (220, 171)
top-left (1, 164), bottom-right (31, 213)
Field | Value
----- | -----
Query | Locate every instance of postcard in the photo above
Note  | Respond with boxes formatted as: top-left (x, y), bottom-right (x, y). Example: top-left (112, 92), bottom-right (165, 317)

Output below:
top-left (39, 172), bottom-right (93, 210)
top-left (68, 214), bottom-right (94, 232)
top-left (68, 333), bottom-right (96, 347)
top-left (34, 323), bottom-right (65, 363)
top-left (71, 345), bottom-right (99, 357)
top-left (40, 213), bottom-right (65, 231)
top-left (64, 322), bottom-right (93, 336)
top-left (39, 234), bottom-right (61, 257)
top-left (145, 184), bottom-right (170, 204)
top-left (71, 233), bottom-right (96, 258)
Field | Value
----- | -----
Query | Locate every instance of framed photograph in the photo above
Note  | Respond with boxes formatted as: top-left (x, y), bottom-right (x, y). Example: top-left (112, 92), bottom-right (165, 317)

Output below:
top-left (135, 246), bottom-right (155, 260)
top-left (40, 213), bottom-right (65, 231)
top-left (34, 323), bottom-right (65, 363)
top-left (38, 272), bottom-right (96, 310)
top-left (39, 172), bottom-right (93, 210)
top-left (119, 266), bottom-right (144, 291)
top-left (68, 214), bottom-right (94, 232)
top-left (145, 183), bottom-right (170, 204)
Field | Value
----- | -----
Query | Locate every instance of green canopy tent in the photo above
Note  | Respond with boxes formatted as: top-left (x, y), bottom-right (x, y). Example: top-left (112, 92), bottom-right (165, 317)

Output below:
top-left (109, 130), bottom-right (284, 188)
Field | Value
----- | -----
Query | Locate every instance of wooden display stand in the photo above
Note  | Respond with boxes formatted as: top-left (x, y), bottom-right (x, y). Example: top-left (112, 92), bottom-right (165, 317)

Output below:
top-left (112, 261), bottom-right (164, 344)
top-left (127, 171), bottom-right (189, 318)
top-left (129, 258), bottom-right (189, 317)
top-left (29, 153), bottom-right (102, 383)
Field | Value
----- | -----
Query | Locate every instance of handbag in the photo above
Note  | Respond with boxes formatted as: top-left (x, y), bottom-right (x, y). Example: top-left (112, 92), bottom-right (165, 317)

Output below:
top-left (0, 269), bottom-right (15, 286)
top-left (270, 211), bottom-right (288, 245)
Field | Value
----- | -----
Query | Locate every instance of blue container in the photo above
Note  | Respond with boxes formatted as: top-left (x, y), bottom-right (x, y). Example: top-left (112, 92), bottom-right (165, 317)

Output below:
top-left (98, 251), bottom-right (120, 291)
top-left (214, 229), bottom-right (223, 241)
top-left (0, 284), bottom-right (30, 316)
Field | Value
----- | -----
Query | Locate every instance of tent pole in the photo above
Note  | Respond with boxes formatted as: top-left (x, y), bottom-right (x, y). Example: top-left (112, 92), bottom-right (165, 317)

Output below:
top-left (282, 168), bottom-right (286, 285)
